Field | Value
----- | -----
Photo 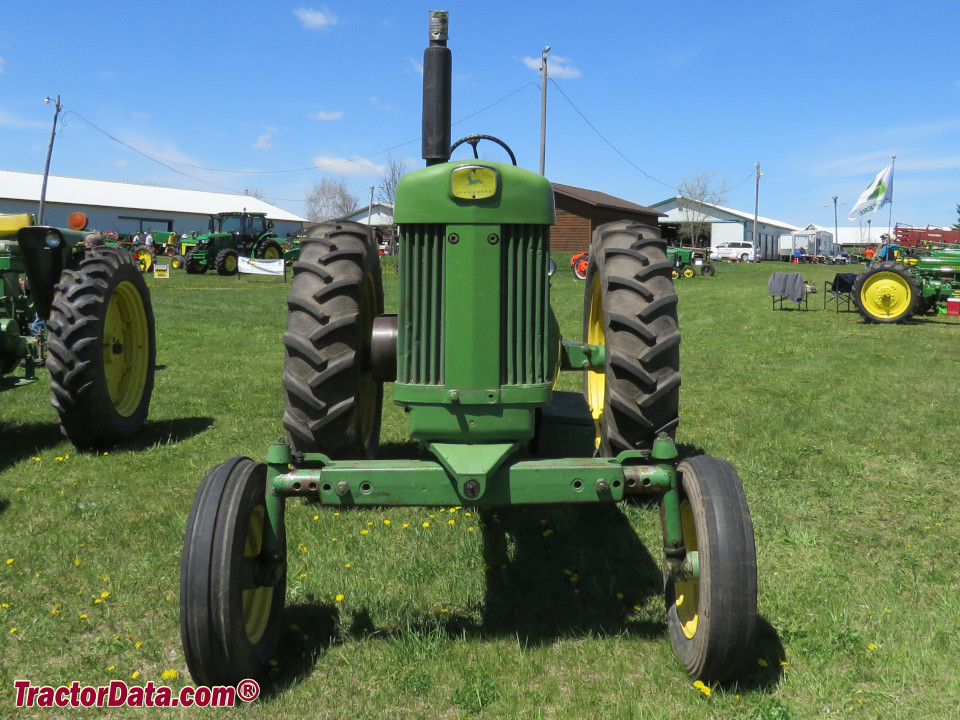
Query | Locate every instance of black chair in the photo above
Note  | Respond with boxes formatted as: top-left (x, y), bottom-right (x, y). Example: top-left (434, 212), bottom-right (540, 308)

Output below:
top-left (769, 272), bottom-right (808, 310)
top-left (824, 272), bottom-right (857, 312)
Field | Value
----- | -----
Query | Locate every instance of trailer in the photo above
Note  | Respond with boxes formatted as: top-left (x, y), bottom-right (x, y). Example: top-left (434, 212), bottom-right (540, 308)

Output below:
top-left (778, 229), bottom-right (835, 262)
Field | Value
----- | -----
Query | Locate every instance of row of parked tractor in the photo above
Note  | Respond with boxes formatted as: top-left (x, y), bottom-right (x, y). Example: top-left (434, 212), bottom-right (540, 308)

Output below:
top-left (76, 211), bottom-right (301, 276)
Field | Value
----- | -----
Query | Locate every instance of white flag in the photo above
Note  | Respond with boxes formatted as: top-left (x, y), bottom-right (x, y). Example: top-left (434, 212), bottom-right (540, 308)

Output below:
top-left (848, 164), bottom-right (893, 221)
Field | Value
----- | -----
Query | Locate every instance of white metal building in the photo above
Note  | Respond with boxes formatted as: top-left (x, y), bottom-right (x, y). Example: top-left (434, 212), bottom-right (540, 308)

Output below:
top-left (0, 169), bottom-right (306, 238)
top-left (648, 195), bottom-right (801, 260)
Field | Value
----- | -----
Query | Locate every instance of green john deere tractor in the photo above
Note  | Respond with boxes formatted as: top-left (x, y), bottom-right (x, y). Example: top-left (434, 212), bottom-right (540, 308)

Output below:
top-left (180, 11), bottom-right (757, 688)
top-left (0, 213), bottom-right (156, 447)
top-left (184, 211), bottom-right (284, 275)
top-left (852, 244), bottom-right (960, 323)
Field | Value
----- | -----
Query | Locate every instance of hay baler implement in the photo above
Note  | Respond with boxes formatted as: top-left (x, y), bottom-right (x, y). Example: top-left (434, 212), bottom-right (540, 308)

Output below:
top-left (180, 11), bottom-right (757, 689)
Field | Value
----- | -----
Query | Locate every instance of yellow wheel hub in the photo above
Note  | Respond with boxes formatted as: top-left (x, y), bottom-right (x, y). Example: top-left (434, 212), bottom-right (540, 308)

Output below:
top-left (586, 274), bottom-right (605, 446)
top-left (860, 271), bottom-right (912, 319)
top-left (102, 281), bottom-right (150, 417)
top-left (225, 255), bottom-right (237, 273)
top-left (675, 499), bottom-right (700, 639)
top-left (264, 246), bottom-right (281, 259)
top-left (243, 505), bottom-right (273, 643)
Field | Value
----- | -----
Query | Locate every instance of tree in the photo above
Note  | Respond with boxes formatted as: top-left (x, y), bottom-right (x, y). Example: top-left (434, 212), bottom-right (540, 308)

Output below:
top-left (243, 187), bottom-right (265, 200)
top-left (952, 203), bottom-right (960, 231)
top-left (676, 172), bottom-right (729, 248)
top-left (304, 177), bottom-right (359, 223)
top-left (376, 153), bottom-right (407, 206)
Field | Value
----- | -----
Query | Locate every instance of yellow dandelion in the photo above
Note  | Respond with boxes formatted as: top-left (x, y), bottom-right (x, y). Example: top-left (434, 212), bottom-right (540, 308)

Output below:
top-left (422, 522), bottom-right (431, 528)
top-left (33, 457), bottom-right (41, 462)
top-left (616, 592), bottom-right (624, 600)
top-left (448, 519), bottom-right (455, 525)
top-left (402, 523), bottom-right (409, 528)
top-left (298, 543), bottom-right (308, 552)
top-left (94, 599), bottom-right (102, 605)
top-left (102, 452), bottom-right (108, 456)
top-left (64, 454), bottom-right (70, 460)
top-left (1, 603), bottom-right (8, 608)
top-left (465, 512), bottom-right (472, 517)
top-left (345, 563), bottom-right (351, 568)
top-left (333, 512), bottom-right (340, 517)
top-left (107, 666), bottom-right (115, 671)
top-left (298, 573), bottom-right (307, 579)
top-left (383, 520), bottom-right (391, 525)
top-left (439, 608), bottom-right (450, 614)
top-left (429, 514), bottom-right (436, 519)
top-left (5, 559), bottom-right (12, 565)
top-left (79, 614), bottom-right (88, 619)
top-left (73, 560), bottom-right (80, 567)
top-left (468, 527), bottom-right (475, 532)
top-left (360, 529), bottom-right (369, 535)
top-left (9, 628), bottom-right (16, 634)
top-left (55, 456), bottom-right (64, 462)
top-left (131, 671), bottom-right (140, 680)
top-left (780, 661), bottom-right (790, 668)
top-left (542, 529), bottom-right (553, 537)
top-left (867, 643), bottom-right (878, 651)
top-left (313, 515), bottom-right (320, 521)
top-left (367, 521), bottom-right (373, 526)
top-left (134, 641), bottom-right (142, 648)
top-left (101, 575), bottom-right (109, 582)
top-left (693, 680), bottom-right (711, 697)
top-left (161, 669), bottom-right (178, 680)
top-left (335, 594), bottom-right (345, 602)
top-left (757, 658), bottom-right (768, 667)
top-left (100, 592), bottom-right (109, 599)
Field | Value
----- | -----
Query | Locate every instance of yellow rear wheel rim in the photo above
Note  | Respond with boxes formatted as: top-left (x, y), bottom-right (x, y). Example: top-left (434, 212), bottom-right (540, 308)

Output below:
top-left (586, 274), bottom-right (605, 444)
top-left (860, 271), bottom-right (912, 319)
top-left (243, 505), bottom-right (273, 643)
top-left (675, 499), bottom-right (700, 639)
top-left (264, 246), bottom-right (281, 259)
top-left (102, 280), bottom-right (150, 417)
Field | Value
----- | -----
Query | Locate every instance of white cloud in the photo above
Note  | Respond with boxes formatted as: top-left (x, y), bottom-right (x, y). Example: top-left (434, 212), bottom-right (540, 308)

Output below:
top-left (312, 156), bottom-right (386, 177)
top-left (409, 58), bottom-right (423, 75)
top-left (522, 54), bottom-right (581, 79)
top-left (310, 109), bottom-right (344, 121)
top-left (369, 96), bottom-right (398, 113)
top-left (253, 134), bottom-right (274, 150)
top-left (113, 158), bottom-right (130, 168)
top-left (294, 7), bottom-right (337, 30)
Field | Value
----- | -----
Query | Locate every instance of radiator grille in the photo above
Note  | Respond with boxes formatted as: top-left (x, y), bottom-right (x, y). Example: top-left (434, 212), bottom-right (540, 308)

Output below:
top-left (397, 224), bottom-right (445, 385)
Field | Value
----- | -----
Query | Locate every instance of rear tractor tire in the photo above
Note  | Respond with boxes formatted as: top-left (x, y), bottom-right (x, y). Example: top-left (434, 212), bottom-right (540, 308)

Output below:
top-left (282, 221), bottom-right (384, 459)
top-left (180, 457), bottom-right (286, 687)
top-left (583, 220), bottom-right (681, 455)
top-left (665, 455), bottom-right (757, 683)
top-left (256, 240), bottom-right (283, 260)
top-left (185, 250), bottom-right (205, 274)
top-left (46, 247), bottom-right (156, 448)
top-left (852, 261), bottom-right (921, 323)
top-left (215, 249), bottom-right (239, 276)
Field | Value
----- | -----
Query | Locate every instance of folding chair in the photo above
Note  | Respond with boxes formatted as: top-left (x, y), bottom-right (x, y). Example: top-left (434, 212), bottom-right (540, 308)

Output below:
top-left (823, 272), bottom-right (857, 312)
top-left (769, 271), bottom-right (808, 310)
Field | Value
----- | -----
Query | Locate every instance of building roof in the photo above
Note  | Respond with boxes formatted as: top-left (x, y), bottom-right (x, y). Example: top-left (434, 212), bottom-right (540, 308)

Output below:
top-left (648, 195), bottom-right (801, 231)
top-left (0, 169), bottom-right (305, 223)
top-left (553, 183), bottom-right (662, 216)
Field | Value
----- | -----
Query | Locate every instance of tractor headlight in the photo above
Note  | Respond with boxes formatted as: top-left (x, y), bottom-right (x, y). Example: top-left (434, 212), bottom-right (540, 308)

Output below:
top-left (450, 165), bottom-right (498, 200)
top-left (44, 230), bottom-right (62, 248)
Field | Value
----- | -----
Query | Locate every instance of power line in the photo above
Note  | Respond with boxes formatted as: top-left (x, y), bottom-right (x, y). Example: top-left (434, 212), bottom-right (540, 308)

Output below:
top-left (547, 78), bottom-right (678, 191)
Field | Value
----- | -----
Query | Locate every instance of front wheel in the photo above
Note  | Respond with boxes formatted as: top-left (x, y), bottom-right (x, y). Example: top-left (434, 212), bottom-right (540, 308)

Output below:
top-left (681, 265), bottom-right (696, 279)
top-left (215, 248), bottom-right (239, 276)
top-left (256, 240), bottom-right (283, 260)
top-left (572, 253), bottom-right (589, 280)
top-left (700, 263), bottom-right (715, 277)
top-left (180, 457), bottom-right (286, 687)
top-left (665, 455), bottom-right (757, 683)
top-left (46, 247), bottom-right (155, 448)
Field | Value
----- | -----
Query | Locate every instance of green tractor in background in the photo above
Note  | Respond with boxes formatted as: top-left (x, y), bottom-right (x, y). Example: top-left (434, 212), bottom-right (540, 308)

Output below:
top-left (852, 244), bottom-right (960, 322)
top-left (667, 246), bottom-right (715, 279)
top-left (180, 11), bottom-right (757, 689)
top-left (0, 213), bottom-right (156, 447)
top-left (184, 211), bottom-right (284, 275)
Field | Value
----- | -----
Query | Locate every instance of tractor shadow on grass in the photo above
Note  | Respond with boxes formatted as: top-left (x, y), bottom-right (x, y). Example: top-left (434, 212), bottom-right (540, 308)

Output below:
top-left (0, 416), bottom-right (214, 473)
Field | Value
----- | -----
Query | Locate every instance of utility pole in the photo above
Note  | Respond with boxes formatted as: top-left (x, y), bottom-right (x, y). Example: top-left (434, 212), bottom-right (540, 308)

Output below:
top-left (539, 46), bottom-right (550, 176)
top-left (39, 94), bottom-right (63, 225)
top-left (368, 185), bottom-right (374, 228)
top-left (752, 162), bottom-right (762, 256)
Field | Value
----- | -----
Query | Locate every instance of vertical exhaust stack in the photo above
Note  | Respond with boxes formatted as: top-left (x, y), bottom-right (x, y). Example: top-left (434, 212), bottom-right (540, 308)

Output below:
top-left (422, 10), bottom-right (451, 166)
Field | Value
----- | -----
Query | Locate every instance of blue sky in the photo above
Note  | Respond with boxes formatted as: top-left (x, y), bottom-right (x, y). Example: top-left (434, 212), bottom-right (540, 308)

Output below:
top-left (3, 1), bottom-right (959, 229)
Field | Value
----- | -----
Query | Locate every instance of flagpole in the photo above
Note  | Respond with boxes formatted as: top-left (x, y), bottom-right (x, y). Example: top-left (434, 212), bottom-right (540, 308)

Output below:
top-left (887, 155), bottom-right (896, 235)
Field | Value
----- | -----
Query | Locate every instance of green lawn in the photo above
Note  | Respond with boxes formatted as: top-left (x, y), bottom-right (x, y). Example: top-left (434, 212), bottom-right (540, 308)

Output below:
top-left (1, 258), bottom-right (958, 719)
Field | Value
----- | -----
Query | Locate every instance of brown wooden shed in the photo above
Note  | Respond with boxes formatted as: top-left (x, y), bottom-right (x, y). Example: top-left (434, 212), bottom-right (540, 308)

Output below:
top-left (551, 183), bottom-right (663, 253)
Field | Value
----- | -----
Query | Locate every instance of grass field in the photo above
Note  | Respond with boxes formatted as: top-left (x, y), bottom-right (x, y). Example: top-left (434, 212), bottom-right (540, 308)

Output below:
top-left (1, 257), bottom-right (958, 719)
